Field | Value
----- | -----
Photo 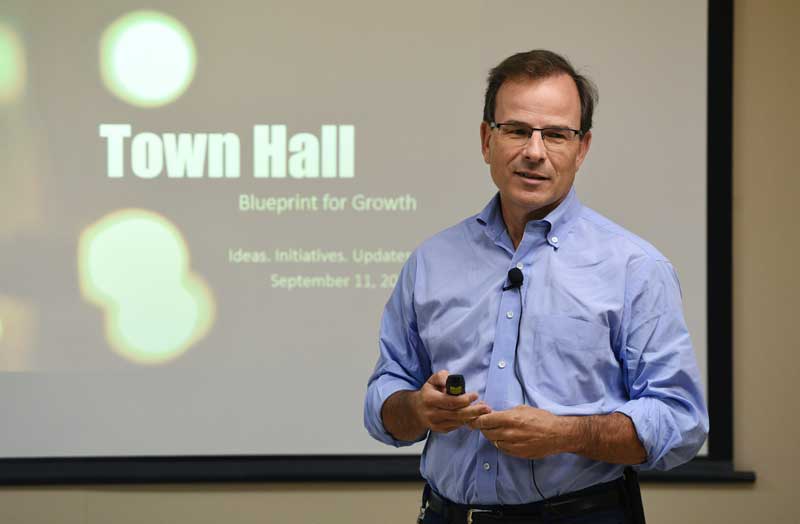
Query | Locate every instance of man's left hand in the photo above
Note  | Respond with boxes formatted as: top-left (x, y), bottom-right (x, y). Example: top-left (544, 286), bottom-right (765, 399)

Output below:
top-left (472, 405), bottom-right (569, 459)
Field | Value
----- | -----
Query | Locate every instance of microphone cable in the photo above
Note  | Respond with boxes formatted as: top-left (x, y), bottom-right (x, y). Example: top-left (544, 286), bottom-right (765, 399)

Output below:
top-left (504, 267), bottom-right (557, 515)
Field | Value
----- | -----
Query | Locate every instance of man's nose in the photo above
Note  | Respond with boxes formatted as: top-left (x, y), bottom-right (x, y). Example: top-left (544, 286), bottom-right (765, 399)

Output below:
top-left (522, 130), bottom-right (547, 162)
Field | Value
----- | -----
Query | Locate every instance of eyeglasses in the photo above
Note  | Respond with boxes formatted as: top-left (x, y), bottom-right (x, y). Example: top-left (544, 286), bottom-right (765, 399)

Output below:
top-left (490, 122), bottom-right (583, 151)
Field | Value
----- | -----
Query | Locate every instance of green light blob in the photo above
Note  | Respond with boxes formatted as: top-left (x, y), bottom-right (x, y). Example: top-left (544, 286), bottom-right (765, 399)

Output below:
top-left (0, 24), bottom-right (26, 104)
top-left (0, 317), bottom-right (4, 341)
top-left (78, 209), bottom-right (215, 364)
top-left (100, 11), bottom-right (196, 107)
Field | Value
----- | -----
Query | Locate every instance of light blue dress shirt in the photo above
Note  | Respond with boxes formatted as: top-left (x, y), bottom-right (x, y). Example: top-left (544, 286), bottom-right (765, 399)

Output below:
top-left (364, 188), bottom-right (709, 505)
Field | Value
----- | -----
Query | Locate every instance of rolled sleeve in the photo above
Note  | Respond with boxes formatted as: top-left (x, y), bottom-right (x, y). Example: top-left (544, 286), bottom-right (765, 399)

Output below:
top-left (364, 376), bottom-right (425, 447)
top-left (364, 252), bottom-right (431, 447)
top-left (614, 258), bottom-right (709, 470)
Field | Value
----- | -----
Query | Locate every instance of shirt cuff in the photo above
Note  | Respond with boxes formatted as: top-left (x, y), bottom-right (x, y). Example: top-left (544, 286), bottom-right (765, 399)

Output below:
top-left (614, 397), bottom-right (687, 471)
top-left (364, 376), bottom-right (426, 447)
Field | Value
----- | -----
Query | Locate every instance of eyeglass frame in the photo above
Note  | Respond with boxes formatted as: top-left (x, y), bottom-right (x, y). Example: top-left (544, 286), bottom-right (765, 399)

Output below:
top-left (488, 121), bottom-right (585, 148)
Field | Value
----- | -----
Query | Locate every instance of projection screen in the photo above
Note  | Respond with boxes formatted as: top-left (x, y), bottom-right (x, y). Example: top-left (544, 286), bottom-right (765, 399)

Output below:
top-left (0, 0), bottom-right (719, 477)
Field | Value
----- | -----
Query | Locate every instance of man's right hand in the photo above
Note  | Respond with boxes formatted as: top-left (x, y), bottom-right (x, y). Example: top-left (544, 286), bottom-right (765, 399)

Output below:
top-left (414, 370), bottom-right (492, 433)
top-left (381, 370), bottom-right (491, 441)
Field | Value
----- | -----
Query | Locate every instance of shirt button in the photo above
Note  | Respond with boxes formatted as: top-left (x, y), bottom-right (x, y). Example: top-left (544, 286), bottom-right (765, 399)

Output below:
top-left (498, 360), bottom-right (507, 369)
top-left (551, 236), bottom-right (559, 244)
top-left (483, 462), bottom-right (491, 471)
top-left (506, 311), bottom-right (514, 319)
top-left (516, 262), bottom-right (524, 269)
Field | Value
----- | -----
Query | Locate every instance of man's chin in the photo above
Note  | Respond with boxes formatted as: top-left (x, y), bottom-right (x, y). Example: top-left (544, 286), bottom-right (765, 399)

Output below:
top-left (499, 193), bottom-right (554, 217)
top-left (505, 188), bottom-right (550, 206)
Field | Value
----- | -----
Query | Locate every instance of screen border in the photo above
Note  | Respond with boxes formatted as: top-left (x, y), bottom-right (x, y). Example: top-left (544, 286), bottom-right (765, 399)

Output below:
top-left (0, 0), bottom-right (754, 485)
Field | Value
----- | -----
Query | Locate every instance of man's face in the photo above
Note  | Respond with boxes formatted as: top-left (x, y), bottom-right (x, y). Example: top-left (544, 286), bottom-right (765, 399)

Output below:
top-left (480, 74), bottom-right (592, 221)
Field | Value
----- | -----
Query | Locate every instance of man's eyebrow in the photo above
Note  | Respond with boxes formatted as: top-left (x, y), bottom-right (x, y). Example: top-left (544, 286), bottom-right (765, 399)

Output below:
top-left (500, 119), bottom-right (531, 126)
top-left (500, 119), bottom-right (574, 129)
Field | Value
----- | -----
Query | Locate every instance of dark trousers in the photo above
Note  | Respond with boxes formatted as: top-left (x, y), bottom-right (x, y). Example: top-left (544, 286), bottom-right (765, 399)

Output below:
top-left (420, 467), bottom-right (645, 524)
top-left (421, 507), bottom-right (627, 524)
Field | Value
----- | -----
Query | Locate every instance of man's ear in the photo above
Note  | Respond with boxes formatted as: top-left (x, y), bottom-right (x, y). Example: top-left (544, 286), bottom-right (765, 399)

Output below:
top-left (575, 130), bottom-right (592, 170)
top-left (480, 121), bottom-right (492, 164)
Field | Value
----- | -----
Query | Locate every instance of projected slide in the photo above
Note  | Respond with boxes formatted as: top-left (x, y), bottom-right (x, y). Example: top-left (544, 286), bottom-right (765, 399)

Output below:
top-left (0, 1), bottom-right (708, 457)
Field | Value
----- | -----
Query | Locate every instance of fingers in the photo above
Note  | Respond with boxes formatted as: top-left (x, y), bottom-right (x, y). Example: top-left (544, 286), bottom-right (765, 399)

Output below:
top-left (422, 379), bottom-right (477, 411)
top-left (434, 391), bottom-right (479, 410)
top-left (420, 384), bottom-right (490, 433)
top-left (426, 409), bottom-right (466, 432)
top-left (459, 401), bottom-right (492, 420)
top-left (426, 371), bottom-right (477, 406)
top-left (452, 402), bottom-right (492, 430)
top-left (422, 387), bottom-right (477, 409)
top-left (422, 371), bottom-right (498, 433)
top-left (480, 426), bottom-right (516, 441)
top-left (474, 406), bottom-right (558, 459)
top-left (425, 401), bottom-right (490, 432)
top-left (472, 409), bottom-right (518, 438)
top-left (473, 410), bottom-right (508, 430)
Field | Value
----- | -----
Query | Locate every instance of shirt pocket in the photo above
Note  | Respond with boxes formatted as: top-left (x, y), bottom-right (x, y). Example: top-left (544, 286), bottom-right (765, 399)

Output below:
top-left (520, 314), bottom-right (620, 406)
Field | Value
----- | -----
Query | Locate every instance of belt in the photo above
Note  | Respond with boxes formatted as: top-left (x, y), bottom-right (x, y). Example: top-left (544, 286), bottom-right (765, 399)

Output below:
top-left (423, 476), bottom-right (629, 524)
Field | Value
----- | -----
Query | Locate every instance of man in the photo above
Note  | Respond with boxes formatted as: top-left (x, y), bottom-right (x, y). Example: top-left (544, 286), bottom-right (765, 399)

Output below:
top-left (364, 50), bottom-right (708, 524)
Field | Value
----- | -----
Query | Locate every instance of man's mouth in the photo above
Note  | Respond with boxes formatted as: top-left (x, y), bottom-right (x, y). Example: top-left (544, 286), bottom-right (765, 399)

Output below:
top-left (514, 171), bottom-right (549, 180)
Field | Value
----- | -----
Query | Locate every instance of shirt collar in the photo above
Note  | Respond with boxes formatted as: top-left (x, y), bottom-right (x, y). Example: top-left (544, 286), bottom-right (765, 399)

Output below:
top-left (476, 187), bottom-right (583, 248)
top-left (476, 193), bottom-right (506, 242)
